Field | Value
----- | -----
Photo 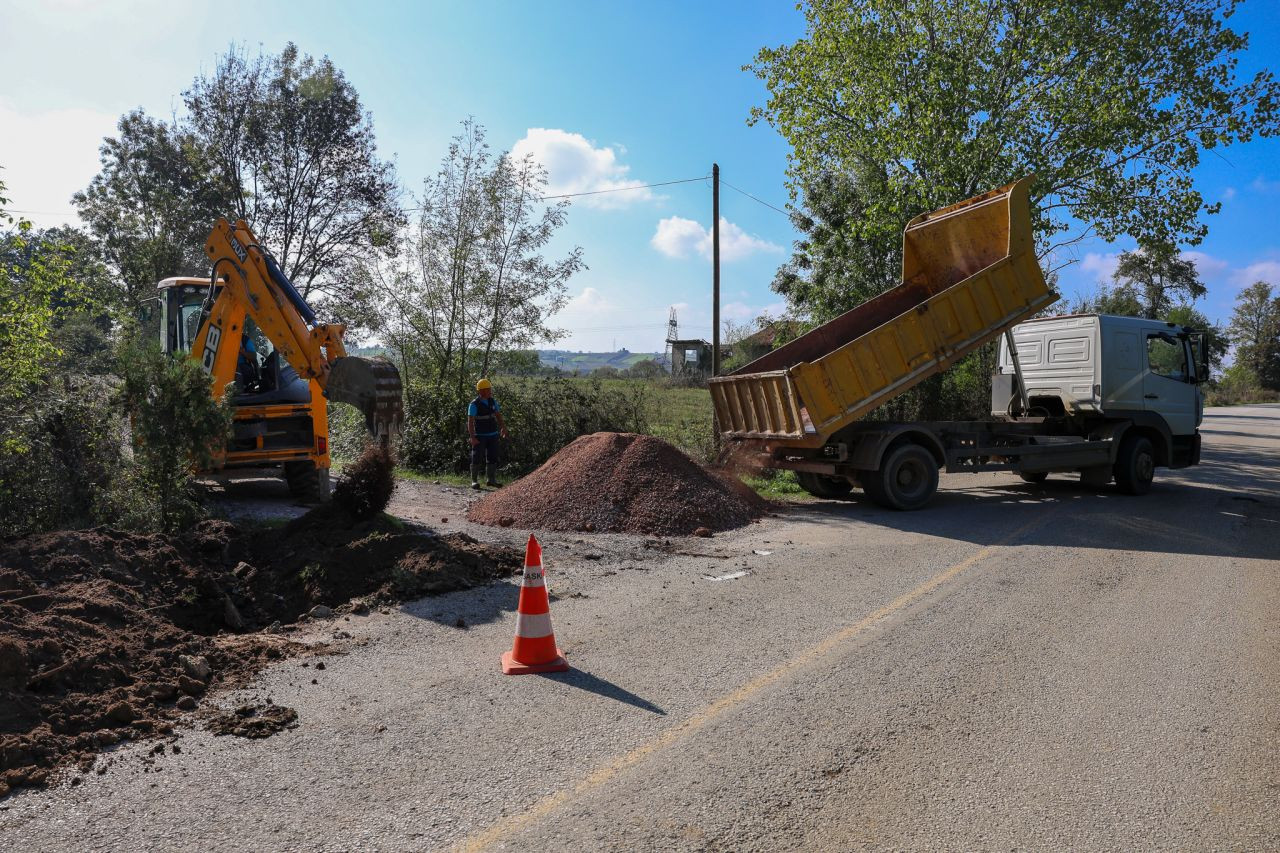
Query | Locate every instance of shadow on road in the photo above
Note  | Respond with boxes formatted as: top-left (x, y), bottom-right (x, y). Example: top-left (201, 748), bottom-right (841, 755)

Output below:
top-left (775, 443), bottom-right (1279, 562)
top-left (538, 668), bottom-right (666, 715)
top-left (397, 581), bottom-right (519, 628)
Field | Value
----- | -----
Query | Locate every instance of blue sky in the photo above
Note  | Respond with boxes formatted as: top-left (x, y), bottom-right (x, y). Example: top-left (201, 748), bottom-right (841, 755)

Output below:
top-left (2, 0), bottom-right (1278, 352)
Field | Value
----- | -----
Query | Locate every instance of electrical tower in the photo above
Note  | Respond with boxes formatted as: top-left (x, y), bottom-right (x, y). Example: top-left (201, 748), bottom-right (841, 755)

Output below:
top-left (662, 307), bottom-right (679, 370)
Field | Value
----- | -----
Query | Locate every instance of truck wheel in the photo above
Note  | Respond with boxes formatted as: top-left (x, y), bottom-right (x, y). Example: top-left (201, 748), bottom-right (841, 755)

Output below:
top-left (796, 471), bottom-right (855, 499)
top-left (285, 461), bottom-right (331, 504)
top-left (862, 444), bottom-right (939, 511)
top-left (1018, 471), bottom-right (1049, 484)
top-left (1113, 435), bottom-right (1155, 495)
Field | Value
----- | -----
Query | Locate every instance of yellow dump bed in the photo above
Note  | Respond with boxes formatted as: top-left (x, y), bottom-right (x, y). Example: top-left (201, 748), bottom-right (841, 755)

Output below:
top-left (709, 177), bottom-right (1056, 447)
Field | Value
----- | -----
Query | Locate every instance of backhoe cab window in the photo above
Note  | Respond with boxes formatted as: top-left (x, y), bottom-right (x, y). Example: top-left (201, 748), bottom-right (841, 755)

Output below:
top-left (178, 304), bottom-right (203, 353)
top-left (1147, 332), bottom-right (1188, 381)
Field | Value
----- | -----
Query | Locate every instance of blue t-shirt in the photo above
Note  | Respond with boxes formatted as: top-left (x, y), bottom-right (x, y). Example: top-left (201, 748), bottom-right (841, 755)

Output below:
top-left (468, 397), bottom-right (501, 436)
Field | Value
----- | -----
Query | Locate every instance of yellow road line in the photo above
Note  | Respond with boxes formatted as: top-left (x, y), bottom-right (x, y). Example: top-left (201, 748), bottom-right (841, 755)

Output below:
top-left (458, 512), bottom-right (1052, 852)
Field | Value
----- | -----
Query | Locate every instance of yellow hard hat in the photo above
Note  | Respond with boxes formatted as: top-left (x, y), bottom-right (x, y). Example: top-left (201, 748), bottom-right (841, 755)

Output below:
top-left (476, 378), bottom-right (492, 391)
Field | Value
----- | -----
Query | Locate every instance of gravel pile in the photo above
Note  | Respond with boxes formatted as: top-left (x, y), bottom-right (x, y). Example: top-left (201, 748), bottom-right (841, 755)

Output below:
top-left (467, 432), bottom-right (764, 536)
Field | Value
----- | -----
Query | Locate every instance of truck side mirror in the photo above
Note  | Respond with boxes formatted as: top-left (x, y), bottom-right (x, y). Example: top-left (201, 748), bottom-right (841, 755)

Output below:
top-left (1189, 332), bottom-right (1209, 384)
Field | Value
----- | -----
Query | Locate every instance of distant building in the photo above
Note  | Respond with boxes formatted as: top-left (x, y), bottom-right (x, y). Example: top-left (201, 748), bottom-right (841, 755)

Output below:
top-left (669, 338), bottom-right (713, 377)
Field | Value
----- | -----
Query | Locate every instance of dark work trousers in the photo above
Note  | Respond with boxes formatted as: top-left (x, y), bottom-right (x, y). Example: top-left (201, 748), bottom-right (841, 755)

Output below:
top-left (471, 435), bottom-right (500, 467)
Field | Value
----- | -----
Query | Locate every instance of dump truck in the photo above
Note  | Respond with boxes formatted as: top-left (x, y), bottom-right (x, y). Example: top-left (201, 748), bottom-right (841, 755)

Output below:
top-left (710, 177), bottom-right (1208, 510)
top-left (146, 219), bottom-right (403, 500)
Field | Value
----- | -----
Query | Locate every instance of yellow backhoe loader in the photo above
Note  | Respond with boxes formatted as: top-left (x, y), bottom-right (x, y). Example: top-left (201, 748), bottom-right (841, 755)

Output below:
top-left (151, 219), bottom-right (403, 501)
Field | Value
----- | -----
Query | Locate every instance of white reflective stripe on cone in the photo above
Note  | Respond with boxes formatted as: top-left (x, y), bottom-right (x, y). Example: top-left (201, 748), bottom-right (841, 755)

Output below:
top-left (521, 566), bottom-right (546, 588)
top-left (514, 610), bottom-right (553, 639)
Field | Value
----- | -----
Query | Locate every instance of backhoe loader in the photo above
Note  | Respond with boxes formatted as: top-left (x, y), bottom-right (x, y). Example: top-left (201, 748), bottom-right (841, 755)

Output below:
top-left (150, 219), bottom-right (403, 500)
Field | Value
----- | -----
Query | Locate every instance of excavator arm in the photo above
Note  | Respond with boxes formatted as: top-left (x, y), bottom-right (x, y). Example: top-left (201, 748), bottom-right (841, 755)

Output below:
top-left (193, 218), bottom-right (403, 438)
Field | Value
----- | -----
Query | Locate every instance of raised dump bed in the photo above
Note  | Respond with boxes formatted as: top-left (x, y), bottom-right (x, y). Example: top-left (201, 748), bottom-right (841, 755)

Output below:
top-left (709, 176), bottom-right (1056, 447)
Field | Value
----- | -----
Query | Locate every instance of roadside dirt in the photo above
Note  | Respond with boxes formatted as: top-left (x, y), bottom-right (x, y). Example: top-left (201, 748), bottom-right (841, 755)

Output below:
top-left (0, 508), bottom-right (521, 798)
top-left (468, 432), bottom-right (766, 536)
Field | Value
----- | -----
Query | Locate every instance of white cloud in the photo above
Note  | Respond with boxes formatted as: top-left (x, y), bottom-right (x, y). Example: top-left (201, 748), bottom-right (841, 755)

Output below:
top-left (567, 286), bottom-right (611, 313)
top-left (0, 99), bottom-right (117, 229)
top-left (1233, 260), bottom-right (1280, 288)
top-left (1079, 251), bottom-right (1121, 282)
top-left (1181, 250), bottom-right (1230, 278)
top-left (1221, 186), bottom-right (1237, 202)
top-left (651, 216), bottom-right (782, 262)
top-left (1250, 175), bottom-right (1280, 194)
top-left (511, 128), bottom-right (651, 210)
top-left (651, 216), bottom-right (706, 258)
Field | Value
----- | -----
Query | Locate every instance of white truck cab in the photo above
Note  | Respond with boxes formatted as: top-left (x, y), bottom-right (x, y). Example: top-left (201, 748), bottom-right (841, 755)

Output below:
top-left (995, 313), bottom-right (1207, 468)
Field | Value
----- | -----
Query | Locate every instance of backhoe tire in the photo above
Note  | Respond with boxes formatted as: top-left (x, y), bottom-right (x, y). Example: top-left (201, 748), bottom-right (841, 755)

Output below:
top-left (1113, 435), bottom-right (1155, 496)
top-left (285, 461), bottom-right (330, 504)
top-left (796, 471), bottom-right (855, 500)
top-left (861, 443), bottom-right (939, 511)
top-left (1018, 471), bottom-right (1049, 484)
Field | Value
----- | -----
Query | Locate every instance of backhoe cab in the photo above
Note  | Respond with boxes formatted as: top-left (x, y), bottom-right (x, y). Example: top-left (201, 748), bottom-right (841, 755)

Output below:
top-left (152, 218), bottom-right (402, 501)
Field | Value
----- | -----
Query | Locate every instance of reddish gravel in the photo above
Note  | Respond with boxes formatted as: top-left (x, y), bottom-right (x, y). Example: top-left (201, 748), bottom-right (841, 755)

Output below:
top-left (467, 432), bottom-right (764, 536)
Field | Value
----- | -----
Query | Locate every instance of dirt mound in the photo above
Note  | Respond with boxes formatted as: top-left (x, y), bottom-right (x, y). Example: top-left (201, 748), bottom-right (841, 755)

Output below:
top-left (208, 702), bottom-right (298, 738)
top-left (333, 444), bottom-right (396, 519)
top-left (468, 432), bottom-right (765, 536)
top-left (0, 513), bottom-right (520, 797)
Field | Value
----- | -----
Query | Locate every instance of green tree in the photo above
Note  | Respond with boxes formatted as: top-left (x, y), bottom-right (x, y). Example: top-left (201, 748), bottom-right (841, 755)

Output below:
top-left (353, 119), bottom-right (581, 400)
top-left (183, 43), bottom-right (402, 301)
top-left (0, 178), bottom-right (83, 402)
top-left (752, 0), bottom-right (1279, 323)
top-left (1227, 281), bottom-right (1280, 385)
top-left (1110, 241), bottom-right (1207, 319)
top-left (118, 336), bottom-right (234, 533)
top-left (74, 111), bottom-right (231, 312)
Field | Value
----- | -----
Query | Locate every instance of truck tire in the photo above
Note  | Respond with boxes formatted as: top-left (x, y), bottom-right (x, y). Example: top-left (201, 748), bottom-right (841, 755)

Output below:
top-left (862, 444), bottom-right (939, 511)
top-left (284, 461), bottom-right (330, 504)
top-left (1018, 471), bottom-right (1049, 484)
top-left (1113, 435), bottom-right (1155, 495)
top-left (796, 471), bottom-right (855, 499)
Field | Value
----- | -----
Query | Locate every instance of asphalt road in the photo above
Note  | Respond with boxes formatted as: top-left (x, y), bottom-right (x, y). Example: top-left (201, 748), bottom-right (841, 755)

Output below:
top-left (3, 405), bottom-right (1277, 851)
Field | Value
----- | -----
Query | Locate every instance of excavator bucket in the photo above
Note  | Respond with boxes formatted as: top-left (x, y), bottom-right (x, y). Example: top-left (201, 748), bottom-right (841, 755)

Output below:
top-left (327, 356), bottom-right (405, 440)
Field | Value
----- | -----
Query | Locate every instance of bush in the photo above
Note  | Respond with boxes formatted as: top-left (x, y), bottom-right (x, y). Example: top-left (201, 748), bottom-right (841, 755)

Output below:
top-left (332, 443), bottom-right (395, 519)
top-left (117, 337), bottom-right (233, 533)
top-left (397, 375), bottom-right (650, 475)
top-left (0, 379), bottom-right (130, 538)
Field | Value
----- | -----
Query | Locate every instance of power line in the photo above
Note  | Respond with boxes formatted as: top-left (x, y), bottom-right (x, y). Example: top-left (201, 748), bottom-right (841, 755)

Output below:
top-left (539, 176), bottom-right (707, 201)
top-left (718, 178), bottom-right (791, 217)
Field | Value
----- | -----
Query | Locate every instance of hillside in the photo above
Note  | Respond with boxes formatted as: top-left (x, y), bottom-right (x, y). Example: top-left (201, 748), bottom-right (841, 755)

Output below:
top-left (537, 350), bottom-right (663, 373)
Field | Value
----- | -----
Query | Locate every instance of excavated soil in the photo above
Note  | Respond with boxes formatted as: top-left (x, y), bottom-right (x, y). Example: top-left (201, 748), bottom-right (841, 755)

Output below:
top-left (0, 511), bottom-right (521, 798)
top-left (468, 432), bottom-right (766, 536)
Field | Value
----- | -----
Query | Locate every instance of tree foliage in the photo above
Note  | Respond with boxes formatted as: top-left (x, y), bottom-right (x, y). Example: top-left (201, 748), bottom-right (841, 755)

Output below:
top-left (753, 0), bottom-right (1279, 324)
top-left (117, 336), bottom-right (234, 533)
top-left (183, 43), bottom-right (401, 300)
top-left (1109, 241), bottom-right (1207, 319)
top-left (353, 119), bottom-right (582, 395)
top-left (1227, 281), bottom-right (1280, 389)
top-left (0, 179), bottom-right (84, 402)
top-left (76, 44), bottom-right (399, 311)
top-left (74, 111), bottom-right (230, 311)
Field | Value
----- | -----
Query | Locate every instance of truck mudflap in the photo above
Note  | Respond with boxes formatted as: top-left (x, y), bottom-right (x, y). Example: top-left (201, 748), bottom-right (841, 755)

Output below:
top-left (326, 356), bottom-right (405, 440)
top-left (710, 176), bottom-right (1055, 445)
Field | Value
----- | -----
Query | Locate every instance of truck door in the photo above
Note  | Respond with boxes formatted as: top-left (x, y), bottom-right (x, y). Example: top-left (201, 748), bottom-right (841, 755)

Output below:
top-left (1143, 330), bottom-right (1197, 435)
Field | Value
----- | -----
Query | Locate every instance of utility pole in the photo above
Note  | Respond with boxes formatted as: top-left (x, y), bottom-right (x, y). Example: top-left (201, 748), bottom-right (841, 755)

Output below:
top-left (711, 163), bottom-right (721, 453)
top-left (712, 163), bottom-right (720, 378)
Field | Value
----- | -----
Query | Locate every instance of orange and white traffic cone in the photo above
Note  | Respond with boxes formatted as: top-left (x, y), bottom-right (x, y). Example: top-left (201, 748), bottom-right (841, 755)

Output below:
top-left (502, 534), bottom-right (569, 675)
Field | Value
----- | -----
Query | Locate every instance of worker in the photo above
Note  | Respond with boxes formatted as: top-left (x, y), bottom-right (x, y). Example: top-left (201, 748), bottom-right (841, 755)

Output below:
top-left (468, 378), bottom-right (509, 489)
top-left (236, 333), bottom-right (260, 392)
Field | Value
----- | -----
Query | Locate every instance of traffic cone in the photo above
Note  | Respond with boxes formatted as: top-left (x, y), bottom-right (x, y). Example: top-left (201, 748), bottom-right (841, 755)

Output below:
top-left (502, 534), bottom-right (569, 675)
